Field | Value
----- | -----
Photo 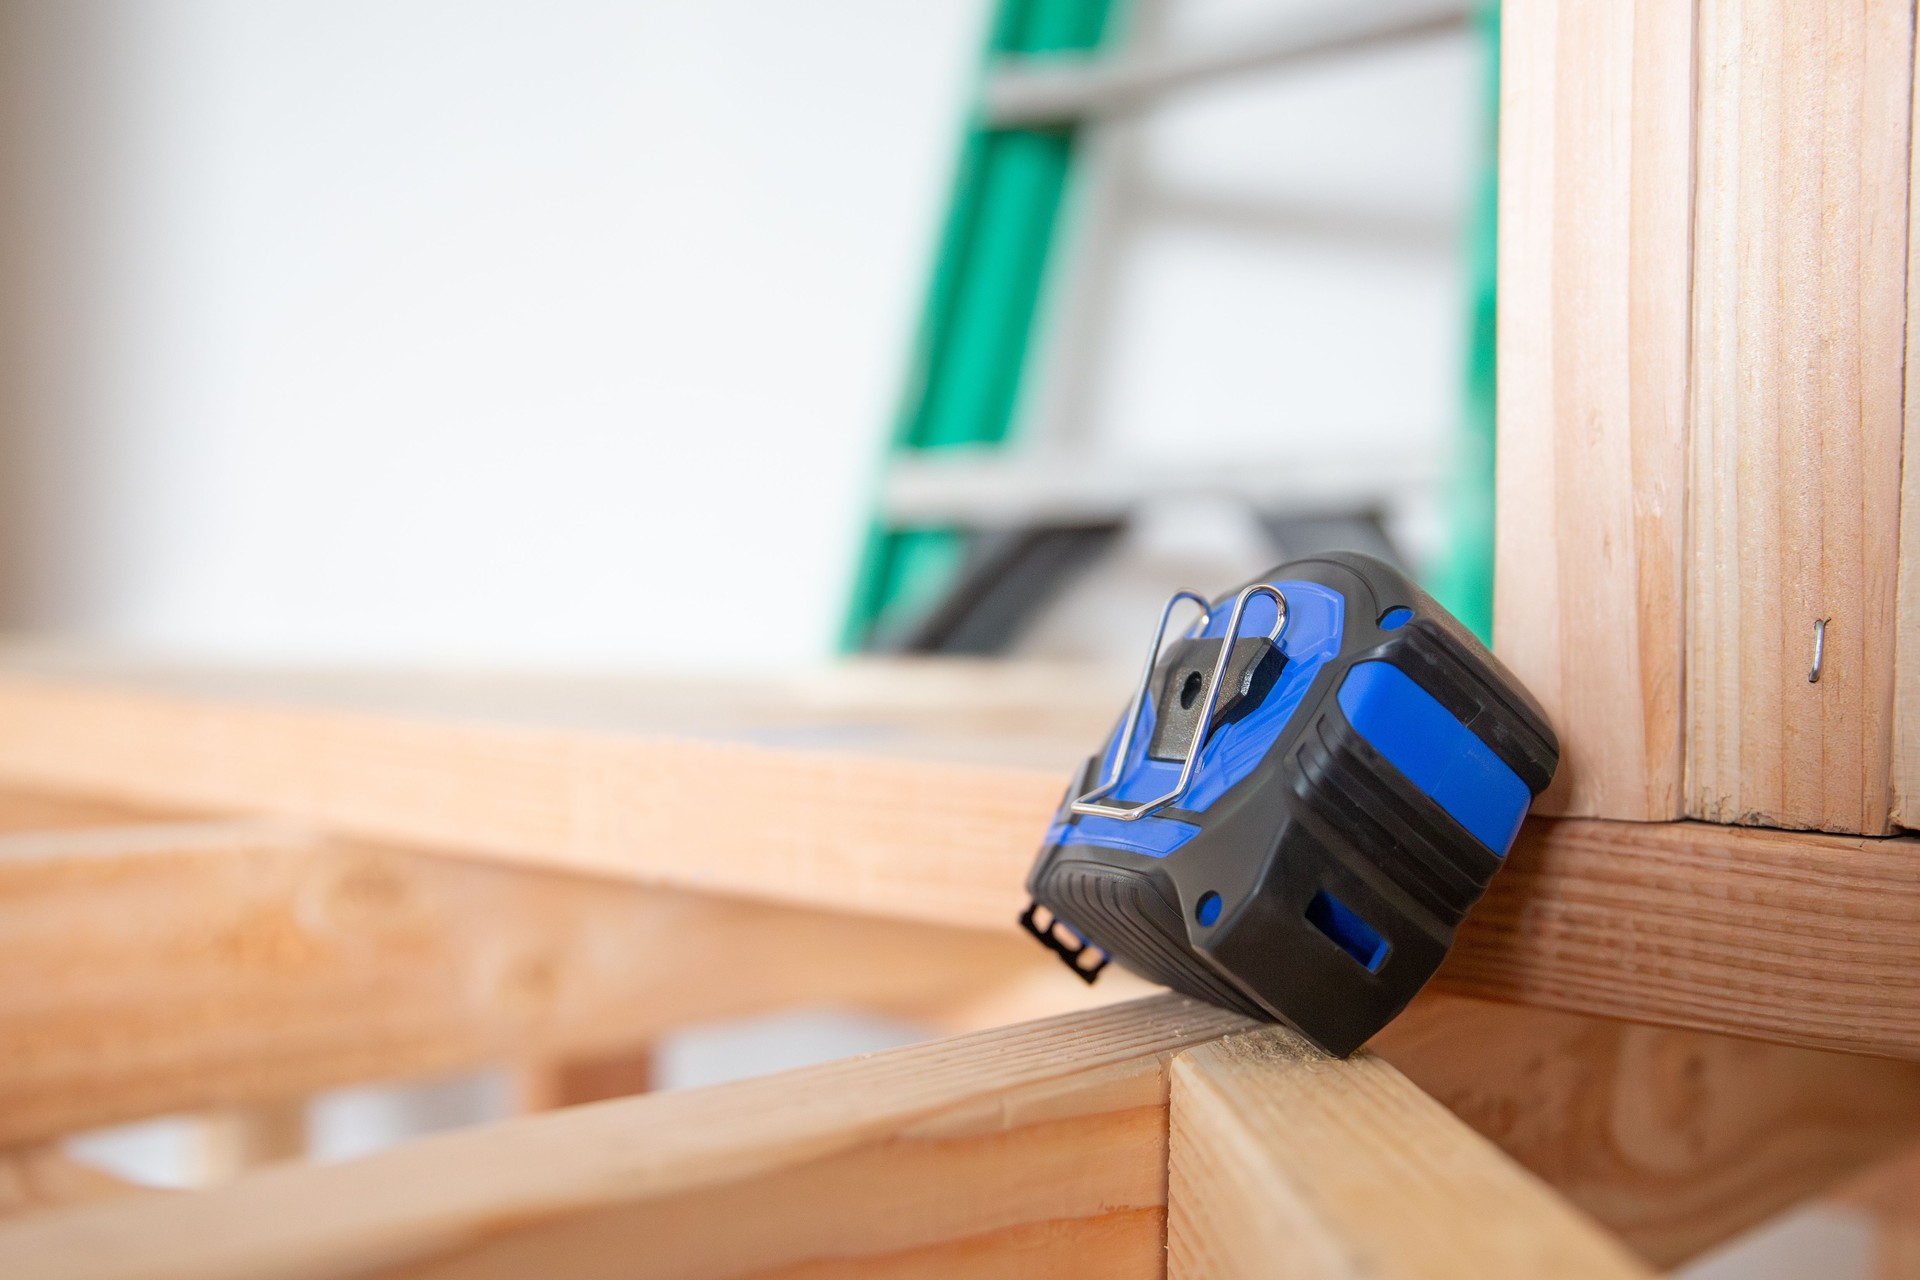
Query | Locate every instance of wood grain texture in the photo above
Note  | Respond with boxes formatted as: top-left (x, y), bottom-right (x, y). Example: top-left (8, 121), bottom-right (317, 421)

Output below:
top-left (1688, 0), bottom-right (1914, 834)
top-left (1896, 6), bottom-right (1920, 834)
top-left (1445, 817), bottom-right (1920, 1059)
top-left (935, 983), bottom-right (1920, 1269)
top-left (0, 662), bottom-right (1087, 932)
top-left (1494, 0), bottom-right (1693, 821)
top-left (0, 820), bottom-right (1052, 1145)
top-left (0, 995), bottom-right (1254, 1280)
top-left (1, 663), bottom-right (1918, 1054)
top-left (1166, 1026), bottom-right (1653, 1280)
top-left (1377, 993), bottom-right (1920, 1268)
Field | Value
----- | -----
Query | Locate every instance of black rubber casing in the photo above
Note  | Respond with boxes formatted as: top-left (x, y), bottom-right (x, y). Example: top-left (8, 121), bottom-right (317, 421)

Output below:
top-left (1024, 552), bottom-right (1559, 1056)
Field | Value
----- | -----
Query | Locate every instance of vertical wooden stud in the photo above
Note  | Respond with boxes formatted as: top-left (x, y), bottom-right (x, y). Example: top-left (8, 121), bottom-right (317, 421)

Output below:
top-left (1688, 0), bottom-right (1913, 834)
top-left (1893, 9), bottom-right (1920, 833)
top-left (1495, 0), bottom-right (1695, 821)
top-left (1166, 1028), bottom-right (1653, 1279)
top-left (195, 1102), bottom-right (308, 1184)
top-left (517, 1045), bottom-right (656, 1112)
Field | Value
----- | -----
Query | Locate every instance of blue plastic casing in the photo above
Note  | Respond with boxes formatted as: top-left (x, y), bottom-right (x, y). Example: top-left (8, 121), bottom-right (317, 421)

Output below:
top-left (1023, 552), bottom-right (1558, 1056)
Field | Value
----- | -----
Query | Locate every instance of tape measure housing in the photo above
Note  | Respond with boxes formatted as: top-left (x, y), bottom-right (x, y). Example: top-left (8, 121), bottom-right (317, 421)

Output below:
top-left (1022, 552), bottom-right (1558, 1056)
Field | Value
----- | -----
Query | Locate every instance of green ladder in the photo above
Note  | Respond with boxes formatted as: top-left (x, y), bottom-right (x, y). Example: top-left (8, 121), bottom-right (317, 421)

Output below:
top-left (838, 0), bottom-right (1125, 653)
top-left (841, 0), bottom-right (1500, 652)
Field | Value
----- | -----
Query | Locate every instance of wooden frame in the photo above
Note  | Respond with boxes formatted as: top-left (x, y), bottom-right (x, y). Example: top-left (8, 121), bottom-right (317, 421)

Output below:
top-left (2, 0), bottom-right (1918, 1273)
top-left (0, 659), bottom-right (1915, 1275)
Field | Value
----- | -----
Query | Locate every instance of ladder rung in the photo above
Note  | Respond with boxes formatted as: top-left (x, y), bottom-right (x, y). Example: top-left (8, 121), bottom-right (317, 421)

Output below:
top-left (983, 0), bottom-right (1473, 128)
top-left (879, 451), bottom-right (1441, 530)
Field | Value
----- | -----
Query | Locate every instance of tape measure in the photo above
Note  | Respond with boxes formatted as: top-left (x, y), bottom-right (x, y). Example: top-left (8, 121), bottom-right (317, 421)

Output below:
top-left (1021, 552), bottom-right (1558, 1056)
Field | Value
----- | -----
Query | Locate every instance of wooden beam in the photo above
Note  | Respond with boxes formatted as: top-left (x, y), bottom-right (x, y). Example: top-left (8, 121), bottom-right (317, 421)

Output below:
top-left (0, 995), bottom-right (1253, 1280)
top-left (940, 980), bottom-right (1920, 1268)
top-left (1375, 993), bottom-right (1920, 1268)
top-left (934, 976), bottom-right (1920, 1269)
top-left (1165, 1026), bottom-right (1653, 1279)
top-left (0, 1146), bottom-right (147, 1219)
top-left (0, 788), bottom-right (186, 836)
top-left (1492, 0), bottom-right (1693, 822)
top-left (1896, 4), bottom-right (1920, 835)
top-left (1, 668), bottom-right (1917, 1055)
top-left (194, 1103), bottom-right (309, 1183)
top-left (516, 1046), bottom-right (657, 1112)
top-left (1687, 0), bottom-right (1914, 835)
top-left (0, 820), bottom-right (1053, 1146)
top-left (0, 661), bottom-right (1085, 931)
top-left (1443, 817), bottom-right (1920, 1059)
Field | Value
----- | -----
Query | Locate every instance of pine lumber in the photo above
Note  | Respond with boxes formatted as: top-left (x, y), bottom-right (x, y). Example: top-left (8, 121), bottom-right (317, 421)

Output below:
top-left (1165, 1026), bottom-right (1654, 1280)
top-left (951, 986), bottom-right (1920, 1268)
top-left (0, 657), bottom-right (1098, 931)
top-left (1375, 993), bottom-right (1920, 1268)
top-left (0, 788), bottom-right (187, 835)
top-left (0, 995), bottom-right (1254, 1280)
top-left (0, 1146), bottom-right (148, 1219)
top-left (1895, 5), bottom-right (1920, 835)
top-left (515, 1046), bottom-right (657, 1111)
top-left (8, 980), bottom-right (1915, 1276)
top-left (1445, 817), bottom-right (1920, 1059)
top-left (1687, 0), bottom-right (1913, 834)
top-left (934, 982), bottom-right (1920, 1269)
top-left (0, 663), bottom-right (1916, 1056)
top-left (1492, 0), bottom-right (1692, 822)
top-left (0, 817), bottom-right (1049, 1145)
top-left (194, 1103), bottom-right (309, 1183)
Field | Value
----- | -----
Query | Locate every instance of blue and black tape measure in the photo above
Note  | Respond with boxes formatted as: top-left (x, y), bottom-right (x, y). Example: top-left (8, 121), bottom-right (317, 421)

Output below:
top-left (1021, 551), bottom-right (1559, 1056)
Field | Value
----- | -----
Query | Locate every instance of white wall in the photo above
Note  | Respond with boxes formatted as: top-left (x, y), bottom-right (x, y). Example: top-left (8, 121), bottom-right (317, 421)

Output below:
top-left (0, 0), bottom-right (1480, 671)
top-left (0, 0), bottom-right (987, 669)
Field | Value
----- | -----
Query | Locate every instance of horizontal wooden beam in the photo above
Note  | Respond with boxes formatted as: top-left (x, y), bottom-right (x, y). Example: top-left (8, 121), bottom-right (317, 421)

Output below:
top-left (12, 980), bottom-right (1913, 1276)
top-left (0, 661), bottom-right (1090, 931)
top-left (1375, 993), bottom-right (1920, 1268)
top-left (1167, 1026), bottom-right (1653, 1279)
top-left (0, 664), bottom-right (1915, 1056)
top-left (1445, 817), bottom-right (1920, 1059)
top-left (0, 818), bottom-right (1056, 1145)
top-left (0, 787), bottom-right (188, 836)
top-left (903, 976), bottom-right (1920, 1269)
top-left (946, 984), bottom-right (1920, 1269)
top-left (0, 995), bottom-right (1254, 1280)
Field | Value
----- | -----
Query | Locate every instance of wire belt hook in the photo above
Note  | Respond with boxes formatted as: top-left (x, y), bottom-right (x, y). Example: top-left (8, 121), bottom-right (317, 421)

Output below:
top-left (1070, 582), bottom-right (1288, 822)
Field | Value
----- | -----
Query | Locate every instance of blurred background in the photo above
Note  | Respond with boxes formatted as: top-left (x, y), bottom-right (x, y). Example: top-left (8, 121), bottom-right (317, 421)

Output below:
top-left (0, 0), bottom-right (1489, 672)
top-left (0, 1), bottom-right (1865, 1272)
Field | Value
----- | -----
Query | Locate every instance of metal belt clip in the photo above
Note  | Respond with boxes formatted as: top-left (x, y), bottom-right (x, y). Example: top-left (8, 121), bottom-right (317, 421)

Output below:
top-left (1069, 582), bottom-right (1288, 823)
